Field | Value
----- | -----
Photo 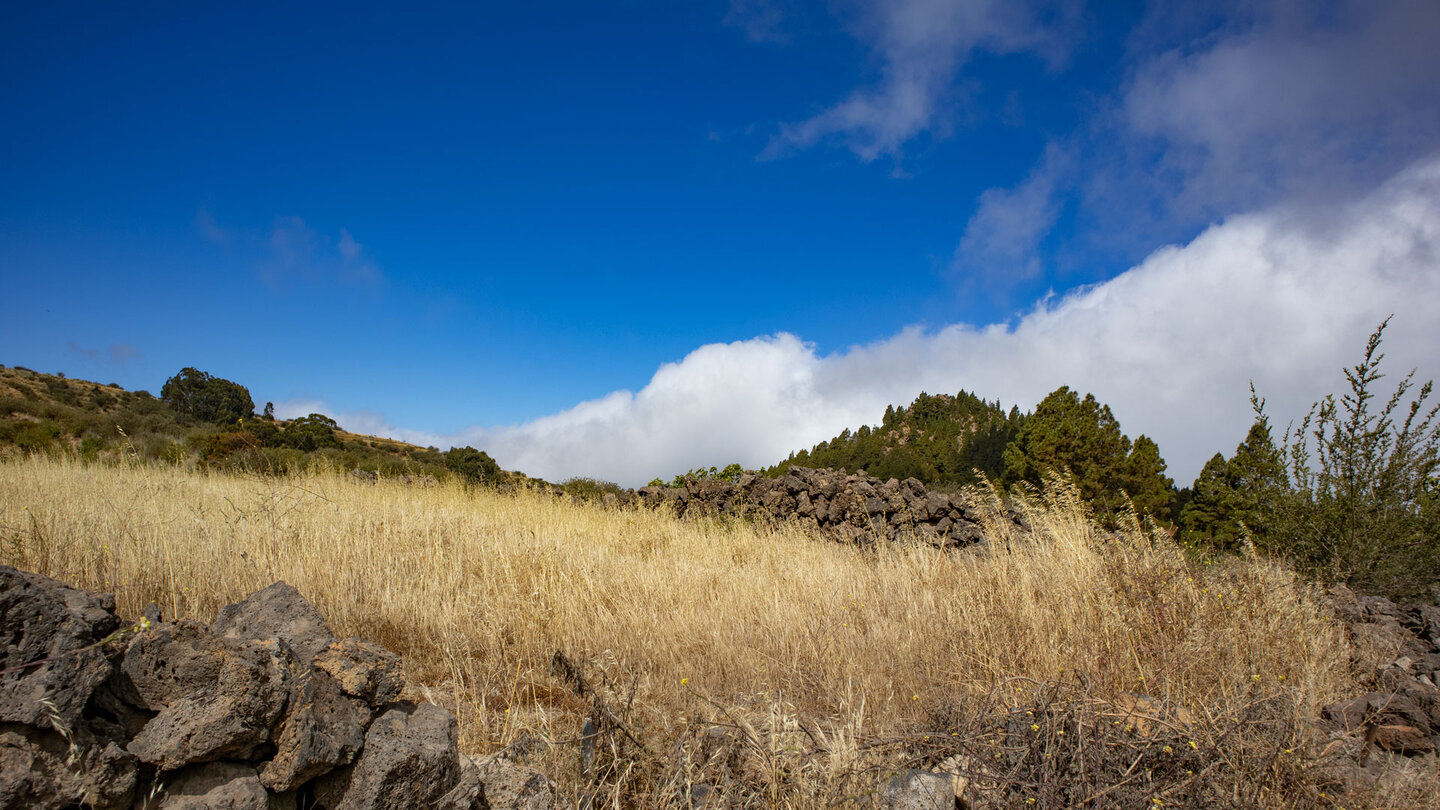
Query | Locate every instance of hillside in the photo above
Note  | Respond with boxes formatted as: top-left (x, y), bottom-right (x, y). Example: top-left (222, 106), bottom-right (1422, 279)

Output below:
top-left (0, 364), bottom-right (533, 488)
top-left (767, 390), bottom-right (1022, 489)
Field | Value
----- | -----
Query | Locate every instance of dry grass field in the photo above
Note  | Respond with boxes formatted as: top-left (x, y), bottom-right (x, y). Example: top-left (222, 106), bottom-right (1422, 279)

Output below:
top-left (2, 455), bottom-right (1430, 807)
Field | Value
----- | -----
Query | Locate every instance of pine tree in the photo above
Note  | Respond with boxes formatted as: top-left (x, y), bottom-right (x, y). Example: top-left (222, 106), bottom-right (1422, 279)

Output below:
top-left (1179, 414), bottom-right (1285, 551)
top-left (1003, 386), bottom-right (1175, 523)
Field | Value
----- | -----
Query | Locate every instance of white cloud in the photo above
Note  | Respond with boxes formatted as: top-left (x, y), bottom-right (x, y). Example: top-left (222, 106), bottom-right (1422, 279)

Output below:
top-left (332, 155), bottom-right (1440, 489)
top-left (954, 143), bottom-right (1068, 279)
top-left (764, 0), bottom-right (1071, 161)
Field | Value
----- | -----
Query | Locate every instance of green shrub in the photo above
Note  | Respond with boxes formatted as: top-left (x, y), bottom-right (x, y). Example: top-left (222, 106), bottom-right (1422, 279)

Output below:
top-left (161, 367), bottom-right (254, 424)
top-left (15, 421), bottom-right (60, 452)
top-left (561, 477), bottom-right (626, 501)
top-left (279, 413), bottom-right (342, 451)
top-left (1261, 320), bottom-right (1439, 600)
top-left (445, 446), bottom-right (501, 485)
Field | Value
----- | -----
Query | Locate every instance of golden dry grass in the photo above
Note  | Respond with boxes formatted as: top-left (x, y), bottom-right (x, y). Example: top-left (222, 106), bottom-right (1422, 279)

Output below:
top-left (0, 455), bottom-right (1380, 806)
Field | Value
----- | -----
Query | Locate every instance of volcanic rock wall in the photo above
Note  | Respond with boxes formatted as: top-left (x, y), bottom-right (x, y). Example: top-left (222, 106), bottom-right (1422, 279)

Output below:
top-left (637, 466), bottom-right (992, 547)
top-left (0, 566), bottom-right (556, 810)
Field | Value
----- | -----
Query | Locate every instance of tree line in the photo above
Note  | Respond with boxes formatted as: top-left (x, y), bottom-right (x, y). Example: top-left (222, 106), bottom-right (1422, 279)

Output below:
top-left (760, 321), bottom-right (1438, 600)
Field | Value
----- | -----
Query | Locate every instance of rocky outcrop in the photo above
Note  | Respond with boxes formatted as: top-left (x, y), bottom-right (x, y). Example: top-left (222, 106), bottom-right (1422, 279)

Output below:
top-left (1323, 585), bottom-right (1440, 760)
top-left (0, 565), bottom-right (558, 810)
top-left (638, 466), bottom-right (991, 547)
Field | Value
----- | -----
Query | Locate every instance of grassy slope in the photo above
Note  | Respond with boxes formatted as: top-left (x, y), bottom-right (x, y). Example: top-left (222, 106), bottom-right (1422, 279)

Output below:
top-left (4, 455), bottom-right (1420, 807)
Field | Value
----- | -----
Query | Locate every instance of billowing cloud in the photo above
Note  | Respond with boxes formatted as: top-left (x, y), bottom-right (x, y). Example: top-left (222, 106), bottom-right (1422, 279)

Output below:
top-left (764, 0), bottom-right (1072, 161)
top-left (326, 155), bottom-right (1440, 489)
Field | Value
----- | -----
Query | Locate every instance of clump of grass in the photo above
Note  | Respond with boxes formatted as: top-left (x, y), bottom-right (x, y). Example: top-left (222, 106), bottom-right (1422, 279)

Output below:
top-left (0, 456), bottom-right (1407, 807)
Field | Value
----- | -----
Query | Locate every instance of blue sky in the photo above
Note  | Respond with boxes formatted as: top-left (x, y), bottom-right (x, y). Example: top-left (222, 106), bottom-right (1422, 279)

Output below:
top-left (4, 1), bottom-right (1440, 486)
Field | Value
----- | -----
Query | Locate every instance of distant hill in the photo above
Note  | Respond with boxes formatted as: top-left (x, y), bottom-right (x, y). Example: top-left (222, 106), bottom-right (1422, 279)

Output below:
top-left (766, 391), bottom-right (1023, 490)
top-left (0, 364), bottom-right (540, 489)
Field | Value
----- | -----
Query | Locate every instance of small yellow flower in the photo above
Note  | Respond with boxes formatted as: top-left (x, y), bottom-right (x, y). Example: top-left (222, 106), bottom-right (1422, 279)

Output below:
top-left (681, 678), bottom-right (688, 686)
top-left (1251, 674), bottom-right (1261, 682)
top-left (911, 695), bottom-right (919, 701)
top-left (1057, 730), bottom-right (1064, 736)
top-left (1163, 745), bottom-right (1173, 754)
top-left (1188, 740), bottom-right (1197, 750)
top-left (1030, 724), bottom-right (1039, 731)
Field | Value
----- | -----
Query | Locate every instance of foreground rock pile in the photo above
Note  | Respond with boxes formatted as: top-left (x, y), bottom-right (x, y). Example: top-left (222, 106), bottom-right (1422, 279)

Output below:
top-left (1323, 585), bottom-right (1440, 765)
top-left (0, 566), bottom-right (557, 810)
top-left (637, 466), bottom-right (989, 547)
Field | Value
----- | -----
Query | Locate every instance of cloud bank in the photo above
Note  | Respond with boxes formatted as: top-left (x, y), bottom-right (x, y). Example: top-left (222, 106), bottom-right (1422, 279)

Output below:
top-left (313, 154), bottom-right (1440, 488)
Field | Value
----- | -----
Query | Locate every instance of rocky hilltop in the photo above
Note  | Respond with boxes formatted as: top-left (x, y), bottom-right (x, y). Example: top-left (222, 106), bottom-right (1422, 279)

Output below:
top-left (0, 566), bottom-right (556, 810)
top-left (635, 466), bottom-right (994, 547)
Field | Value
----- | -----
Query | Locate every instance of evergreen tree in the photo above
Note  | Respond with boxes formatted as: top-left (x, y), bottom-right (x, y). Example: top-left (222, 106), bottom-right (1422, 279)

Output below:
top-left (1179, 414), bottom-right (1285, 551)
top-left (1123, 435), bottom-right (1177, 520)
top-left (1003, 386), bottom-right (1175, 522)
top-left (766, 389), bottom-right (1019, 487)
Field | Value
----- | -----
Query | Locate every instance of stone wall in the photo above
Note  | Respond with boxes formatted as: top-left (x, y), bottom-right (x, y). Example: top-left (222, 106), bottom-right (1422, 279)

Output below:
top-left (636, 466), bottom-right (994, 547)
top-left (0, 566), bottom-right (556, 810)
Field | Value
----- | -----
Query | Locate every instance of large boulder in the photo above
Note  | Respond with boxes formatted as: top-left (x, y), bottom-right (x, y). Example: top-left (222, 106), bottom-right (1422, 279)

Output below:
top-left (213, 581), bottom-right (337, 665)
top-left (314, 702), bottom-right (462, 810)
top-left (0, 566), bottom-right (121, 727)
top-left (116, 621), bottom-right (293, 770)
top-left (261, 668), bottom-right (370, 792)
